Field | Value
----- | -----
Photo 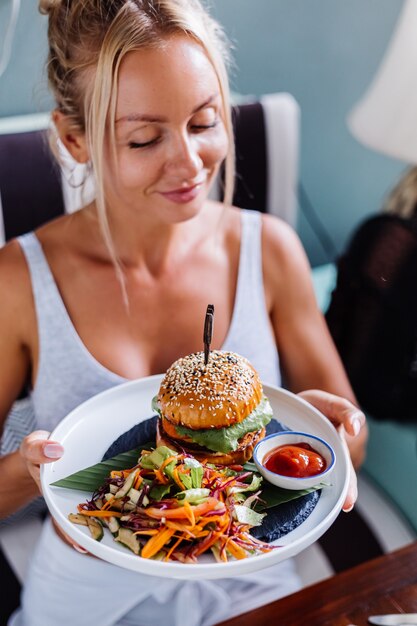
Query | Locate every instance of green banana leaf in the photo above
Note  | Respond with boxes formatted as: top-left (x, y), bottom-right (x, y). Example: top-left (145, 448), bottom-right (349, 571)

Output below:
top-left (50, 445), bottom-right (150, 491)
top-left (255, 481), bottom-right (323, 510)
top-left (51, 444), bottom-right (324, 508)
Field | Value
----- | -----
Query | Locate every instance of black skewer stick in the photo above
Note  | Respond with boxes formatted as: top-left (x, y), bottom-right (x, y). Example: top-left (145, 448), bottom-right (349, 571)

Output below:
top-left (203, 304), bottom-right (215, 366)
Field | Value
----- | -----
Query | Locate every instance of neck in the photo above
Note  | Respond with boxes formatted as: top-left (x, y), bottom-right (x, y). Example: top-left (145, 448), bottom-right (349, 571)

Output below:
top-left (82, 201), bottom-right (223, 277)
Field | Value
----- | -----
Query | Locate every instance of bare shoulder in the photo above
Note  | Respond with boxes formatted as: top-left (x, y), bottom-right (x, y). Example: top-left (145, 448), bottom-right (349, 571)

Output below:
top-left (0, 239), bottom-right (34, 337)
top-left (35, 212), bottom-right (77, 247)
top-left (0, 240), bottom-right (37, 416)
top-left (0, 238), bottom-right (31, 295)
top-left (261, 213), bottom-right (311, 284)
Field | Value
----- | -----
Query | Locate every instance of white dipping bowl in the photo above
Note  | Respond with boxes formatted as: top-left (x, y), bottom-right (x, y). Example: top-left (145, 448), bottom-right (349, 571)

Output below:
top-left (253, 431), bottom-right (336, 490)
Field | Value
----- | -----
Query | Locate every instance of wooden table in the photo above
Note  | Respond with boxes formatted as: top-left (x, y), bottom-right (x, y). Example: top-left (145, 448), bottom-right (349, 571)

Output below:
top-left (215, 542), bottom-right (417, 626)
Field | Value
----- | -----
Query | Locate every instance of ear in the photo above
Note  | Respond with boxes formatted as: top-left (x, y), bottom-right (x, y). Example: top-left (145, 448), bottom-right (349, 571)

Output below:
top-left (52, 110), bottom-right (90, 164)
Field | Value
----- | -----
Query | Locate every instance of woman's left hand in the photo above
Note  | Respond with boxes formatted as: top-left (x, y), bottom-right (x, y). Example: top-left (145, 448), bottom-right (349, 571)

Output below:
top-left (298, 390), bottom-right (367, 512)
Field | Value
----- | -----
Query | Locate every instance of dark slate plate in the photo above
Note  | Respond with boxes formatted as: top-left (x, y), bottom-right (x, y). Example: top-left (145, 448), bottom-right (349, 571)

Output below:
top-left (102, 417), bottom-right (320, 544)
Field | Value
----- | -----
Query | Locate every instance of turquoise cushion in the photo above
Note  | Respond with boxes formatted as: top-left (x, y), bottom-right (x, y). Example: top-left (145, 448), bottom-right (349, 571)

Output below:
top-left (311, 263), bottom-right (336, 313)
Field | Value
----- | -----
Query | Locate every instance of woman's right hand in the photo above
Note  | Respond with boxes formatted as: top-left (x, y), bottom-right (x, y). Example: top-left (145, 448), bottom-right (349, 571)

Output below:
top-left (19, 430), bottom-right (89, 554)
top-left (19, 430), bottom-right (64, 492)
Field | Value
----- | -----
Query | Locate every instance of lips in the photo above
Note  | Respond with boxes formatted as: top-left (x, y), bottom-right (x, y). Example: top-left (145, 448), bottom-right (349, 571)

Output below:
top-left (158, 181), bottom-right (205, 204)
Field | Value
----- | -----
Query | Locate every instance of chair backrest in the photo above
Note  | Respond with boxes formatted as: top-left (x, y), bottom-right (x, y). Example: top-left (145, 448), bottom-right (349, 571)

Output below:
top-left (0, 92), bottom-right (299, 244)
top-left (231, 93), bottom-right (299, 226)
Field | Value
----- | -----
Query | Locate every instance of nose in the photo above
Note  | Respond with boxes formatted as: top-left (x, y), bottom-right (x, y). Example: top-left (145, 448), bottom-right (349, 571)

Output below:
top-left (165, 133), bottom-right (203, 179)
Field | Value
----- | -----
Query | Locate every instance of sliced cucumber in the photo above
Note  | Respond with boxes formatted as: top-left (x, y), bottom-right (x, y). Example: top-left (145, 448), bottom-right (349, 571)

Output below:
top-left (127, 487), bottom-right (141, 505)
top-left (86, 518), bottom-right (104, 541)
top-left (109, 484), bottom-right (118, 494)
top-left (107, 516), bottom-right (120, 536)
top-left (123, 502), bottom-right (136, 512)
top-left (68, 513), bottom-right (88, 526)
top-left (115, 469), bottom-right (139, 499)
top-left (115, 528), bottom-right (140, 555)
top-left (110, 499), bottom-right (123, 511)
top-left (102, 515), bottom-right (120, 537)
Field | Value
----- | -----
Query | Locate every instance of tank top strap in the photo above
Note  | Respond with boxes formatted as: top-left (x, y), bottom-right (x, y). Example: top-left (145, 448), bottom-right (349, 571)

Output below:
top-left (222, 210), bottom-right (281, 386)
top-left (225, 209), bottom-right (271, 339)
top-left (17, 232), bottom-right (68, 334)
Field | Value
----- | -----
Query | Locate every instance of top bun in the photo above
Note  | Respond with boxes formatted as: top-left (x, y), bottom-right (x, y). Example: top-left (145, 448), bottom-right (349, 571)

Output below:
top-left (158, 350), bottom-right (263, 430)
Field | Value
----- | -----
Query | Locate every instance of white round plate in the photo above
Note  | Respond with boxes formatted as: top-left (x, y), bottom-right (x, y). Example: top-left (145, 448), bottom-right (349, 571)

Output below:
top-left (41, 376), bottom-right (349, 580)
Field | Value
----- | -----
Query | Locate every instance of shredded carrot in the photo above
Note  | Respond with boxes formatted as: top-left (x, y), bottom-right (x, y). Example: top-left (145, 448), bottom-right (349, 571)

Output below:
top-left (219, 542), bottom-right (228, 562)
top-left (133, 473), bottom-right (143, 490)
top-left (182, 500), bottom-right (195, 527)
top-left (159, 455), bottom-right (178, 473)
top-left (200, 514), bottom-right (228, 528)
top-left (164, 535), bottom-right (184, 561)
top-left (154, 468), bottom-right (169, 484)
top-left (133, 529), bottom-right (159, 536)
top-left (165, 520), bottom-right (197, 533)
top-left (194, 531), bottom-right (223, 557)
top-left (101, 496), bottom-right (116, 511)
top-left (144, 497), bottom-right (221, 520)
top-left (172, 466), bottom-right (185, 490)
top-left (141, 527), bottom-right (176, 559)
top-left (226, 539), bottom-right (247, 560)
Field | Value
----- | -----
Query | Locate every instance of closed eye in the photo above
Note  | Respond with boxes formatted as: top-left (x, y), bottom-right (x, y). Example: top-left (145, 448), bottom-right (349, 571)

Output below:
top-left (191, 121), bottom-right (219, 132)
top-left (129, 138), bottom-right (160, 149)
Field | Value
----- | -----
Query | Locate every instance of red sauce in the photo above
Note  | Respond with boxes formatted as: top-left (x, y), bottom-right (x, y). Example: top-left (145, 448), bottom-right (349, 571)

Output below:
top-left (264, 443), bottom-right (326, 478)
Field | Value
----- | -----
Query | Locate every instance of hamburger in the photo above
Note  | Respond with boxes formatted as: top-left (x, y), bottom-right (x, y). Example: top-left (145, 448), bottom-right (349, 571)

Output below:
top-left (152, 350), bottom-right (273, 465)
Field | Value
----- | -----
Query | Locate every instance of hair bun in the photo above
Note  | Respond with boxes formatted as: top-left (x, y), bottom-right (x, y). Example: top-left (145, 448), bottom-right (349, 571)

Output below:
top-left (39, 0), bottom-right (62, 15)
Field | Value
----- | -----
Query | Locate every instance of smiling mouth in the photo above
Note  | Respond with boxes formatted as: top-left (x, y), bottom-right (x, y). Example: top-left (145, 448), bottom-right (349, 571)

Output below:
top-left (159, 181), bottom-right (205, 203)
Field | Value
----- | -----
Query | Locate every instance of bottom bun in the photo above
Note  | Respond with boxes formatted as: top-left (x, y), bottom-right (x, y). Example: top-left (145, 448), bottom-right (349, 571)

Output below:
top-left (156, 419), bottom-right (266, 465)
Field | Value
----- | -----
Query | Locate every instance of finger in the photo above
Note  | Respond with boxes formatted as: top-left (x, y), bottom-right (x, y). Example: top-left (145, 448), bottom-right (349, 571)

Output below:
top-left (52, 518), bottom-right (90, 555)
top-left (298, 390), bottom-right (366, 437)
top-left (342, 463), bottom-right (358, 512)
top-left (29, 464), bottom-right (41, 490)
top-left (72, 544), bottom-right (89, 554)
top-left (337, 427), bottom-right (358, 512)
top-left (20, 430), bottom-right (64, 465)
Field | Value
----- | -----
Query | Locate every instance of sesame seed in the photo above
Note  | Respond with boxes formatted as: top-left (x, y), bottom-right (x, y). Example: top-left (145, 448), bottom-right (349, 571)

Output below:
top-left (159, 350), bottom-right (262, 421)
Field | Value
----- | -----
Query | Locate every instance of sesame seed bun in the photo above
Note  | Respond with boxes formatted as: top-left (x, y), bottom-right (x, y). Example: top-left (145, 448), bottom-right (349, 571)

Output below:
top-left (158, 350), bottom-right (263, 431)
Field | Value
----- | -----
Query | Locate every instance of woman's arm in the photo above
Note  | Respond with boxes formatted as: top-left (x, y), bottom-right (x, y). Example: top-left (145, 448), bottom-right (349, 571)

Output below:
top-left (0, 242), bottom-right (63, 518)
top-left (262, 215), bottom-right (368, 506)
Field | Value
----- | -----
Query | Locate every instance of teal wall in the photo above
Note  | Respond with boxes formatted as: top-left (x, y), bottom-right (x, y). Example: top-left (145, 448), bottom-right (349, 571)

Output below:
top-left (0, 0), bottom-right (407, 264)
top-left (0, 2), bottom-right (52, 115)
top-left (211, 0), bottom-right (407, 265)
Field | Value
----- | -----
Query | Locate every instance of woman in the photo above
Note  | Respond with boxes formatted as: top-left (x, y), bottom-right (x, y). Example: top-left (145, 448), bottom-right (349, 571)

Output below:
top-left (1, 1), bottom-right (366, 625)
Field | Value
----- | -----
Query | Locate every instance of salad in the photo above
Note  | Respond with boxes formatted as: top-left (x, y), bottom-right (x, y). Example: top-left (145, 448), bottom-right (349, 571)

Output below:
top-left (69, 445), bottom-right (277, 563)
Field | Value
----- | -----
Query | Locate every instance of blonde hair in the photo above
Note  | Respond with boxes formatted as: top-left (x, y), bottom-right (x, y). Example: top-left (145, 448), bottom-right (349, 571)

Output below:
top-left (383, 166), bottom-right (417, 219)
top-left (39, 0), bottom-right (235, 299)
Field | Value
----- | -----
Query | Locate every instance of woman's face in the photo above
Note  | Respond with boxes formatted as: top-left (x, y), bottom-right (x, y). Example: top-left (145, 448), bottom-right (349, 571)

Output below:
top-left (106, 35), bottom-right (229, 224)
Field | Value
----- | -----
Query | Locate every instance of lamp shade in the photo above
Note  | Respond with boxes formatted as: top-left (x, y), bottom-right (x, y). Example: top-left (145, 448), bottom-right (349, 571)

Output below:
top-left (348, 0), bottom-right (417, 164)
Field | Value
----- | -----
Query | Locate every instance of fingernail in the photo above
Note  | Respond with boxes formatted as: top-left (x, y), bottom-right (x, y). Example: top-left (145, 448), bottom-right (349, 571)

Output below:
top-left (72, 544), bottom-right (88, 554)
top-left (343, 503), bottom-right (354, 513)
top-left (351, 417), bottom-right (361, 436)
top-left (44, 443), bottom-right (64, 459)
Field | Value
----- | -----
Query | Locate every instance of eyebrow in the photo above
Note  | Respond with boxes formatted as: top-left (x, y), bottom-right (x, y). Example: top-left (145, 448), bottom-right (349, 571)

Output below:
top-left (115, 93), bottom-right (219, 124)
